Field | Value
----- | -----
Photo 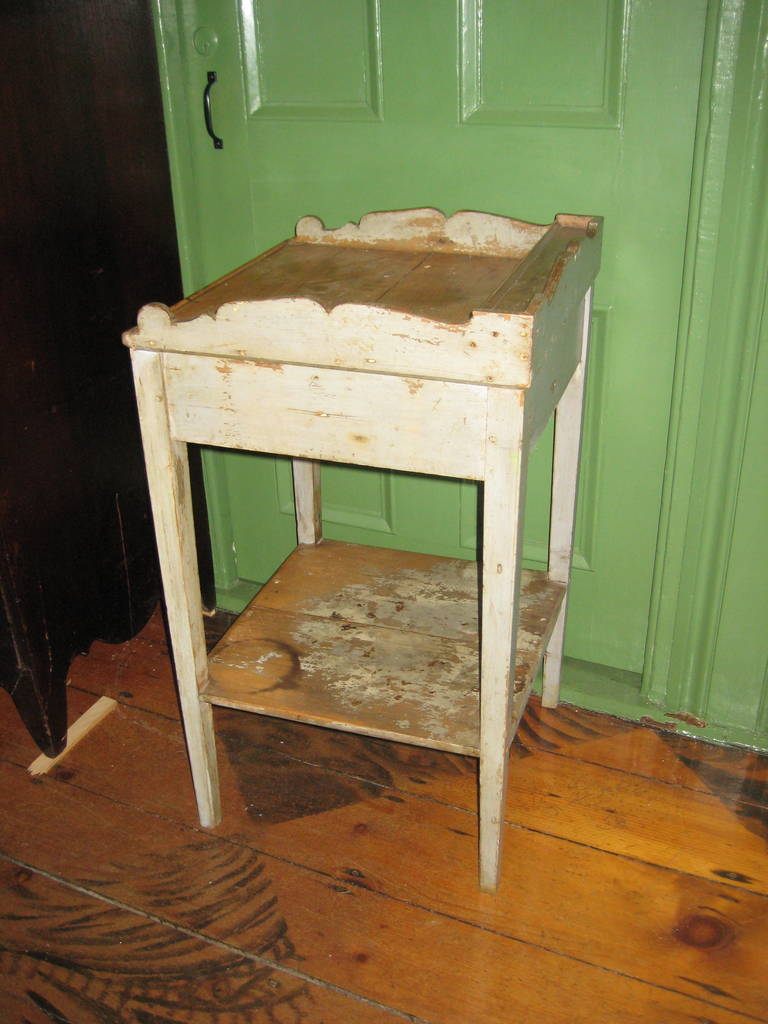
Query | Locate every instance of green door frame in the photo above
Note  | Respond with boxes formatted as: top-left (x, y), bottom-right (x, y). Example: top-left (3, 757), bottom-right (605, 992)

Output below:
top-left (643, 0), bottom-right (768, 748)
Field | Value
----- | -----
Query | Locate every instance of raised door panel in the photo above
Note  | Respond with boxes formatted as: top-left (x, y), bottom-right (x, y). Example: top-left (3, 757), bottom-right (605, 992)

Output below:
top-left (243, 0), bottom-right (382, 120)
top-left (460, 0), bottom-right (626, 127)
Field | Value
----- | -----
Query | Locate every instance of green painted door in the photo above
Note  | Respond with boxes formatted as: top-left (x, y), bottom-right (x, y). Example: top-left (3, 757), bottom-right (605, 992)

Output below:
top-left (154, 0), bottom-right (706, 673)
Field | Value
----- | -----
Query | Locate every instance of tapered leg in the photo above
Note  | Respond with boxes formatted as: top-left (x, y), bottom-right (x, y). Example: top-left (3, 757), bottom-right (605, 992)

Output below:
top-left (292, 458), bottom-right (323, 544)
top-left (478, 389), bottom-right (528, 892)
top-left (543, 288), bottom-right (593, 708)
top-left (131, 350), bottom-right (221, 827)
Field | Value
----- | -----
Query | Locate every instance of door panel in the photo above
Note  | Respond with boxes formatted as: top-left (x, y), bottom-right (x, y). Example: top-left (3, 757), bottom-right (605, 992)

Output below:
top-left (155, 0), bottom-right (706, 670)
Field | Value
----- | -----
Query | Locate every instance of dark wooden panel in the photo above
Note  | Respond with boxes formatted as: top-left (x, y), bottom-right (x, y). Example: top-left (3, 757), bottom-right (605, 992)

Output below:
top-left (0, 0), bottom-right (183, 753)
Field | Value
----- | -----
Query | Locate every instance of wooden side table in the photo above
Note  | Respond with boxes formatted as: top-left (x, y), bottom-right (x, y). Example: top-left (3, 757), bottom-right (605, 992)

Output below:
top-left (125, 208), bottom-right (602, 891)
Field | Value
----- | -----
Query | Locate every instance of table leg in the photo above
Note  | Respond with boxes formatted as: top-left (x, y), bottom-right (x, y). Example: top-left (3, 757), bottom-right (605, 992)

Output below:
top-left (131, 350), bottom-right (221, 828)
top-left (292, 458), bottom-right (323, 544)
top-left (479, 389), bottom-right (527, 892)
top-left (543, 288), bottom-right (593, 708)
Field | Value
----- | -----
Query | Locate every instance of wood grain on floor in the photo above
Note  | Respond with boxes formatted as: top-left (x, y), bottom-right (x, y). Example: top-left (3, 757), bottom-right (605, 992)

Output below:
top-left (1, 607), bottom-right (766, 1024)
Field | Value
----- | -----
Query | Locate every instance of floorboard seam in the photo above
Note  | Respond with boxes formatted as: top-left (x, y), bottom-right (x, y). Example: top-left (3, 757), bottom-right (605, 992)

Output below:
top-left (175, 744), bottom-right (768, 893)
top-left (2, 748), bottom-right (765, 903)
top-left (1, 784), bottom-right (764, 1022)
top-left (0, 850), bottom-right (432, 1024)
top-left (536, 745), bottom-right (768, 810)
top-left (68, 683), bottom-right (768, 809)
top-left (68, 684), bottom-right (181, 725)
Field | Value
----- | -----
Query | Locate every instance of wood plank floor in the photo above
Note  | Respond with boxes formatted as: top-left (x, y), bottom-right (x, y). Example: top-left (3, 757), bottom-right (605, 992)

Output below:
top-left (1, 608), bottom-right (766, 1024)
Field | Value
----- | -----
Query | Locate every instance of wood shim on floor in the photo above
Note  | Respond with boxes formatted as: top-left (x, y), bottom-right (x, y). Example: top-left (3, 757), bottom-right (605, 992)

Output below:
top-left (27, 695), bottom-right (117, 776)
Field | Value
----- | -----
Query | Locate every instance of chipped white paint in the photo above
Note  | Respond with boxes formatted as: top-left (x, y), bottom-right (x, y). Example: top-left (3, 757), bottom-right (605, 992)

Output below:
top-left (295, 208), bottom-right (548, 258)
top-left (522, 236), bottom-right (600, 446)
top-left (204, 549), bottom-right (565, 762)
top-left (543, 288), bottom-right (594, 708)
top-left (125, 298), bottom-right (532, 389)
top-left (130, 349), bottom-right (220, 829)
top-left (291, 458), bottom-right (322, 544)
top-left (478, 387), bottom-right (528, 891)
top-left (215, 644), bottom-right (285, 672)
top-left (162, 355), bottom-right (489, 480)
top-left (294, 560), bottom-right (480, 639)
top-left (289, 617), bottom-right (476, 746)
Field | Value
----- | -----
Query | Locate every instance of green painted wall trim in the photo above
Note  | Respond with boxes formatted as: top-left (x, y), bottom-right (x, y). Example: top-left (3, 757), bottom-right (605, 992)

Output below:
top-left (643, 0), bottom-right (768, 746)
top-left (560, 662), bottom-right (768, 751)
top-left (547, 661), bottom-right (767, 752)
top-left (643, 0), bottom-right (741, 703)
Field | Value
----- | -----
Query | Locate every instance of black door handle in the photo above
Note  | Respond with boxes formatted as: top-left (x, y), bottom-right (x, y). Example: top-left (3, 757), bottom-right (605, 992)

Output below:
top-left (203, 71), bottom-right (223, 149)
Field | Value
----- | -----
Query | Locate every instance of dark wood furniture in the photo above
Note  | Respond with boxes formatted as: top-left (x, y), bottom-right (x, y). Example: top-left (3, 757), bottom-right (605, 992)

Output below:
top-left (0, 0), bottom-right (183, 754)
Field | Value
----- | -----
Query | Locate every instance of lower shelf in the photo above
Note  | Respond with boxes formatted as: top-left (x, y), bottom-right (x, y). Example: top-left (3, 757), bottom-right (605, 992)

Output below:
top-left (203, 540), bottom-right (565, 756)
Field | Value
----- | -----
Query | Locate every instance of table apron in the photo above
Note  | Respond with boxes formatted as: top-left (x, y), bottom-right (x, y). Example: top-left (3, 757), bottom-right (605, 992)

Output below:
top-left (163, 354), bottom-right (496, 480)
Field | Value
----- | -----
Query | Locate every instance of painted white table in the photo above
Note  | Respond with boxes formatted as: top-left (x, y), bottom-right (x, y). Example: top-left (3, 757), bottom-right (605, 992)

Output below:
top-left (125, 208), bottom-right (601, 891)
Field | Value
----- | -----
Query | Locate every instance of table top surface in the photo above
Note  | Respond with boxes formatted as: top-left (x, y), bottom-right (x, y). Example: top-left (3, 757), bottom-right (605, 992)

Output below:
top-left (168, 208), bottom-right (600, 328)
top-left (177, 243), bottom-right (524, 326)
top-left (124, 209), bottom-right (601, 392)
